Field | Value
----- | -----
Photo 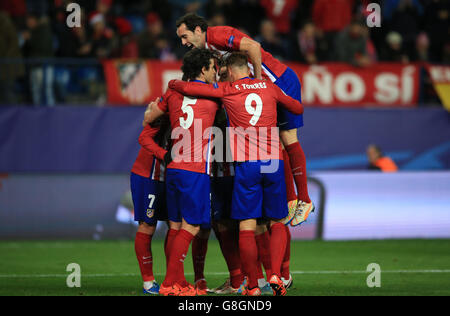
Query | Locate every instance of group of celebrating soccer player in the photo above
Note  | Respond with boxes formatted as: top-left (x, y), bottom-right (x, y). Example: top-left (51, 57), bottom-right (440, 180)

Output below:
top-left (130, 13), bottom-right (315, 296)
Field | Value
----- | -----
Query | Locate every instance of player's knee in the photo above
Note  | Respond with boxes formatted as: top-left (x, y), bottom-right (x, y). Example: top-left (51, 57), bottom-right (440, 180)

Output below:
top-left (138, 221), bottom-right (156, 235)
top-left (280, 129), bottom-right (299, 146)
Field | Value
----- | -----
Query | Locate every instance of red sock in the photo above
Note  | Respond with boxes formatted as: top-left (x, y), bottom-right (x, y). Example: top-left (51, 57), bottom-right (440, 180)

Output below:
top-left (135, 232), bottom-right (154, 282)
top-left (219, 229), bottom-right (243, 289)
top-left (164, 228), bottom-right (178, 268)
top-left (281, 225), bottom-right (291, 280)
top-left (255, 231), bottom-right (272, 279)
top-left (283, 149), bottom-right (298, 202)
top-left (239, 230), bottom-right (259, 289)
top-left (162, 229), bottom-right (194, 287)
top-left (192, 235), bottom-right (208, 282)
top-left (269, 223), bottom-right (287, 277)
top-left (285, 142), bottom-right (311, 203)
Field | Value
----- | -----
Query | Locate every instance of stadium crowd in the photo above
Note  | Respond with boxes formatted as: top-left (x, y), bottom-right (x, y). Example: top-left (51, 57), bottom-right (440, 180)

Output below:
top-left (0, 0), bottom-right (448, 105)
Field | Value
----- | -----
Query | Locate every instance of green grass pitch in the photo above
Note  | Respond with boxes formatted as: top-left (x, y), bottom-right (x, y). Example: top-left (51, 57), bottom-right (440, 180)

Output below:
top-left (0, 239), bottom-right (449, 296)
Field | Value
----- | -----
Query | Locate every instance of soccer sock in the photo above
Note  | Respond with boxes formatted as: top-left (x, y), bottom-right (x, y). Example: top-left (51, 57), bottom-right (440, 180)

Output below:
top-left (162, 229), bottom-right (194, 287)
top-left (134, 232), bottom-right (155, 283)
top-left (283, 149), bottom-right (298, 202)
top-left (281, 225), bottom-right (291, 280)
top-left (192, 235), bottom-right (209, 282)
top-left (219, 229), bottom-right (243, 289)
top-left (269, 223), bottom-right (287, 277)
top-left (164, 228), bottom-right (178, 268)
top-left (239, 230), bottom-right (259, 289)
top-left (285, 142), bottom-right (311, 203)
top-left (255, 230), bottom-right (272, 279)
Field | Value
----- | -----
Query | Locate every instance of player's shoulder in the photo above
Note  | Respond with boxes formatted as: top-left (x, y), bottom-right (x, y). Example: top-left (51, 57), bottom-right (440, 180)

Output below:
top-left (207, 25), bottom-right (239, 44)
top-left (163, 87), bottom-right (183, 101)
top-left (208, 25), bottom-right (236, 35)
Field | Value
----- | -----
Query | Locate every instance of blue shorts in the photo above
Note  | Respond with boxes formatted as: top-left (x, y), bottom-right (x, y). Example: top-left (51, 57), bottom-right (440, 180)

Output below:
top-left (165, 168), bottom-right (211, 227)
top-left (275, 67), bottom-right (304, 130)
top-left (130, 172), bottom-right (167, 225)
top-left (231, 160), bottom-right (288, 221)
top-left (211, 176), bottom-right (234, 221)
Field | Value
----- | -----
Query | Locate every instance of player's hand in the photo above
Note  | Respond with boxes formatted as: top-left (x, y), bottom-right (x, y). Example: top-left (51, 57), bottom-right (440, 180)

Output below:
top-left (168, 80), bottom-right (181, 89)
top-left (142, 98), bottom-right (159, 127)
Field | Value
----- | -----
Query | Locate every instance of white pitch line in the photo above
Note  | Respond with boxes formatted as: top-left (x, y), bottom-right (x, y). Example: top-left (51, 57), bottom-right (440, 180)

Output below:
top-left (1, 270), bottom-right (449, 279)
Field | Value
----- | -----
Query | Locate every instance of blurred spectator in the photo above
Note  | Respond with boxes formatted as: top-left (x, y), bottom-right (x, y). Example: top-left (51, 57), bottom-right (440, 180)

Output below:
top-left (88, 11), bottom-right (117, 58)
top-left (255, 19), bottom-right (289, 60)
top-left (168, 0), bottom-right (207, 18)
top-left (412, 32), bottom-right (430, 62)
top-left (22, 13), bottom-right (55, 106)
top-left (0, 0), bottom-right (26, 28)
top-left (114, 17), bottom-right (138, 58)
top-left (208, 12), bottom-right (227, 26)
top-left (295, 21), bottom-right (320, 64)
top-left (422, 0), bottom-right (449, 63)
top-left (382, 0), bottom-right (423, 21)
top-left (380, 32), bottom-right (410, 63)
top-left (137, 12), bottom-right (175, 61)
top-left (388, 0), bottom-right (424, 61)
top-left (233, 0), bottom-right (266, 37)
top-left (292, 0), bottom-right (314, 31)
top-left (0, 11), bottom-right (25, 104)
top-left (260, 0), bottom-right (298, 36)
top-left (335, 20), bottom-right (371, 67)
top-left (366, 144), bottom-right (398, 172)
top-left (312, 0), bottom-right (354, 60)
top-left (53, 6), bottom-right (92, 58)
top-left (204, 0), bottom-right (235, 22)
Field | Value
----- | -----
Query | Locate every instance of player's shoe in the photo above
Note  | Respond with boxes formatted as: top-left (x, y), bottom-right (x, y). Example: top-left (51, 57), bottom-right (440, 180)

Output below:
top-left (178, 283), bottom-right (197, 296)
top-left (159, 283), bottom-right (181, 296)
top-left (214, 278), bottom-right (241, 294)
top-left (213, 278), bottom-right (230, 294)
top-left (291, 201), bottom-right (315, 227)
top-left (269, 274), bottom-right (287, 296)
top-left (260, 283), bottom-right (273, 295)
top-left (242, 287), bottom-right (262, 296)
top-left (194, 279), bottom-right (208, 296)
top-left (282, 274), bottom-right (293, 290)
top-left (142, 281), bottom-right (160, 295)
top-left (282, 200), bottom-right (297, 225)
top-left (236, 277), bottom-right (248, 294)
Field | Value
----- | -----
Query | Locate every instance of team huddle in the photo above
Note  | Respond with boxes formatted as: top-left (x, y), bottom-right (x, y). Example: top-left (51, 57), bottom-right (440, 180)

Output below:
top-left (130, 13), bottom-right (314, 296)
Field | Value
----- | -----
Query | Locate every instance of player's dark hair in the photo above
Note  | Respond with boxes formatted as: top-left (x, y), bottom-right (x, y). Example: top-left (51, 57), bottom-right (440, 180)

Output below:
top-left (176, 13), bottom-right (208, 32)
top-left (225, 52), bottom-right (248, 69)
top-left (182, 48), bottom-right (216, 81)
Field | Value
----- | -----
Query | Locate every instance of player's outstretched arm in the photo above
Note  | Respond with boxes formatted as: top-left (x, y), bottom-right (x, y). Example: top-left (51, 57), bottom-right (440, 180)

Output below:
top-left (240, 37), bottom-right (262, 80)
top-left (138, 125), bottom-right (167, 161)
top-left (168, 80), bottom-right (225, 98)
top-left (274, 85), bottom-right (304, 115)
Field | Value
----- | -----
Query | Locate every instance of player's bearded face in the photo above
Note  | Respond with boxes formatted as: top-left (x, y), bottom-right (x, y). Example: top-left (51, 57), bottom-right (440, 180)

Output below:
top-left (177, 24), bottom-right (204, 49)
top-left (204, 59), bottom-right (217, 84)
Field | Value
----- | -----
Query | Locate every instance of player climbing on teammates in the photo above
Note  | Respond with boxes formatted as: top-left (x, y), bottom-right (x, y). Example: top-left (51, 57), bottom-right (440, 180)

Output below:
top-left (175, 13), bottom-right (314, 227)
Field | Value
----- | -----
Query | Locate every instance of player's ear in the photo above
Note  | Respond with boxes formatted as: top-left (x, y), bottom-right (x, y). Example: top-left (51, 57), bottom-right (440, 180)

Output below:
top-left (194, 25), bottom-right (202, 35)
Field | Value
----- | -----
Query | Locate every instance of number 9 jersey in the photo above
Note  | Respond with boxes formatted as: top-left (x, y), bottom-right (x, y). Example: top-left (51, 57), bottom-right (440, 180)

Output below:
top-left (169, 77), bottom-right (303, 162)
top-left (157, 83), bottom-right (219, 174)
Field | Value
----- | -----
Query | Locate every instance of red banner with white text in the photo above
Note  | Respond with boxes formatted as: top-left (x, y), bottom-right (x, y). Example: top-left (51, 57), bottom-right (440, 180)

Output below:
top-left (103, 61), bottom-right (421, 106)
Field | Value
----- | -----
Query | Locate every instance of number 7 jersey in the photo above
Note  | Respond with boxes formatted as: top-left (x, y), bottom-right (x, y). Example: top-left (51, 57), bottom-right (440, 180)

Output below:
top-left (157, 85), bottom-right (219, 174)
top-left (169, 77), bottom-right (303, 162)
